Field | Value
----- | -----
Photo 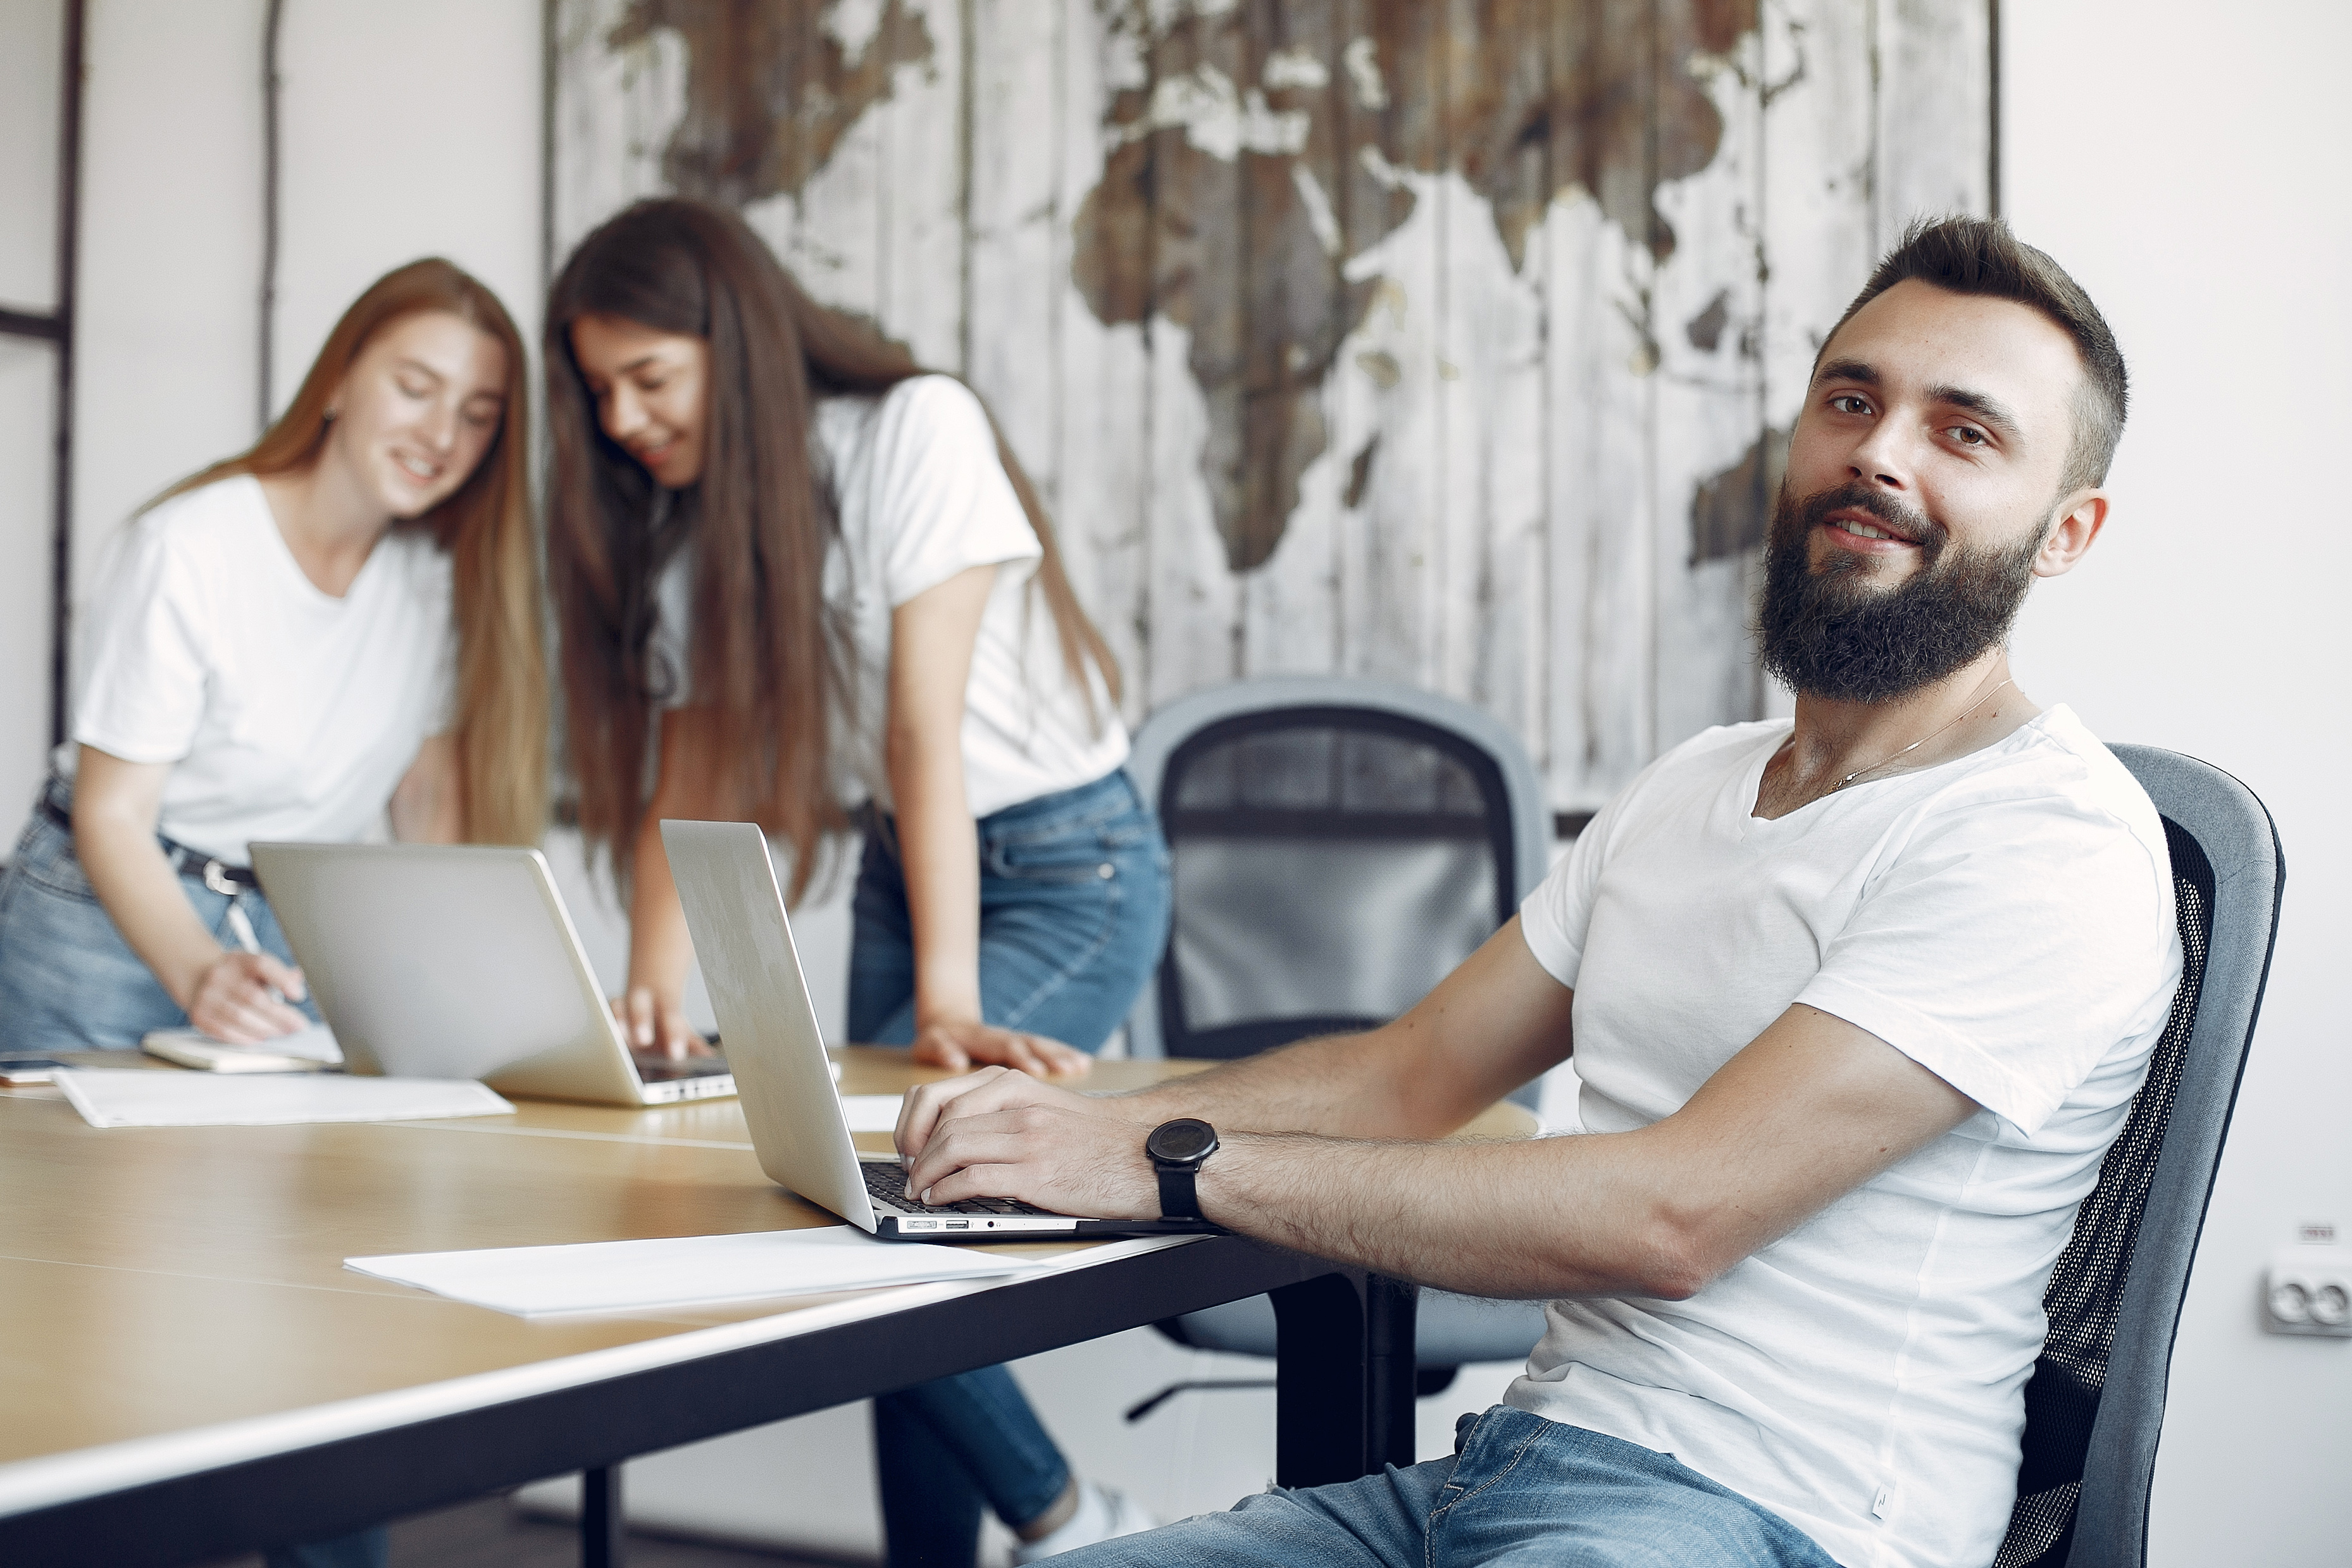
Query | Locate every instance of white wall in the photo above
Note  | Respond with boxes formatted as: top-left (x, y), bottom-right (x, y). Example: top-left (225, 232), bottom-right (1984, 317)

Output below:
top-left (269, 0), bottom-right (542, 420)
top-left (2003, 4), bottom-right (2352, 1562)
top-left (73, 0), bottom-right (265, 619)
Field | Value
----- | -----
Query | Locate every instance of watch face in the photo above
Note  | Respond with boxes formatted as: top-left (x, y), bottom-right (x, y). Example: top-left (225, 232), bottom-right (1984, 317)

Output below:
top-left (1149, 1117), bottom-right (1217, 1162)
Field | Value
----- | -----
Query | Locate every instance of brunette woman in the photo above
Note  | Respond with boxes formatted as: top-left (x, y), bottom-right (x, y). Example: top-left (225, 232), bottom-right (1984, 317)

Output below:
top-left (545, 199), bottom-right (1165, 1566)
top-left (0, 258), bottom-right (546, 1052)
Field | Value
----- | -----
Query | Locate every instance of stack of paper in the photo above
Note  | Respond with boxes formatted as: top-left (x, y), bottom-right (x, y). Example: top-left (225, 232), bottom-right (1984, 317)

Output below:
top-left (345, 1224), bottom-right (1048, 1316)
top-left (59, 1071), bottom-right (511, 1129)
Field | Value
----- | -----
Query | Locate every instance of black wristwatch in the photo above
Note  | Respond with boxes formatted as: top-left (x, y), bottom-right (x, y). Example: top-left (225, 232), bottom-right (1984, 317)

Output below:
top-left (1146, 1117), bottom-right (1219, 1221)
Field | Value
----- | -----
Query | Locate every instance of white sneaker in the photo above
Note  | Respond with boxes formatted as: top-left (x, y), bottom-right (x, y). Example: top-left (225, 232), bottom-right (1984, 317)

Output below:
top-left (1011, 1481), bottom-right (1158, 1562)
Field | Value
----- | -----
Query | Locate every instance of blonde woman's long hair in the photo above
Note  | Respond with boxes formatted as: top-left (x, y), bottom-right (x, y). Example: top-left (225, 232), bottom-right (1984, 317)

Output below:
top-left (159, 258), bottom-right (548, 843)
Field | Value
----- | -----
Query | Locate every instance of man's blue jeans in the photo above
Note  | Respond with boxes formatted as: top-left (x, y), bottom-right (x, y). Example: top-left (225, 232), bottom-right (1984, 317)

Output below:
top-left (849, 770), bottom-right (1171, 1567)
top-left (1055, 1407), bottom-right (1839, 1567)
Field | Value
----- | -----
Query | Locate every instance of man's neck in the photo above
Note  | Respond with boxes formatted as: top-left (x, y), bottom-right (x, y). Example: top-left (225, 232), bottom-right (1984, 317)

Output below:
top-left (1753, 650), bottom-right (2039, 820)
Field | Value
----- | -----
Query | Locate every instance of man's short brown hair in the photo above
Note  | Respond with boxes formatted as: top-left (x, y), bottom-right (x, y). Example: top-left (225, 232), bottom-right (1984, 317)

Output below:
top-left (1826, 216), bottom-right (2128, 493)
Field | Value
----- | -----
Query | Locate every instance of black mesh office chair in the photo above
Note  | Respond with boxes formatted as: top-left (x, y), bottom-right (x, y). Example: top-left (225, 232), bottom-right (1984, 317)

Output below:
top-left (1993, 746), bottom-right (2282, 1567)
top-left (1119, 678), bottom-right (1555, 1415)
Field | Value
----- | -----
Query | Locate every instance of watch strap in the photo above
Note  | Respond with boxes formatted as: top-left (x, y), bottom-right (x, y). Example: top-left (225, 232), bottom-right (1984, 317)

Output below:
top-left (1155, 1162), bottom-right (1200, 1221)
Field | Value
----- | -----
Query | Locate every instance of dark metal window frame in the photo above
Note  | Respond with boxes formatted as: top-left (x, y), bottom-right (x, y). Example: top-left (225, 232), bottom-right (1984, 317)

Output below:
top-left (2, 0), bottom-right (87, 753)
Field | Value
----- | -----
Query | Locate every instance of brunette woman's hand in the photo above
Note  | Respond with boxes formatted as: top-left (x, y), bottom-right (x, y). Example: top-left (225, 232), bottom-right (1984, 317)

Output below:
top-left (184, 951), bottom-right (310, 1044)
top-left (613, 986), bottom-right (712, 1059)
top-left (910, 1018), bottom-right (1092, 1079)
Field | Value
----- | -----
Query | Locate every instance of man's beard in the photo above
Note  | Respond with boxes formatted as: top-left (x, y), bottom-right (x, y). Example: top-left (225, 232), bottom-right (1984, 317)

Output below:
top-left (1755, 481), bottom-right (2042, 703)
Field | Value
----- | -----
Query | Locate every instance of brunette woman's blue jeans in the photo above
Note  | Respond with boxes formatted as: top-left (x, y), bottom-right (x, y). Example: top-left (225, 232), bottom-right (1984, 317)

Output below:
top-left (849, 770), bottom-right (1171, 1568)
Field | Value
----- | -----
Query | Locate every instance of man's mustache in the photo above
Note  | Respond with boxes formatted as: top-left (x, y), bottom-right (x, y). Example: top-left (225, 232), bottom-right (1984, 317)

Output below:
top-left (1783, 481), bottom-right (1948, 558)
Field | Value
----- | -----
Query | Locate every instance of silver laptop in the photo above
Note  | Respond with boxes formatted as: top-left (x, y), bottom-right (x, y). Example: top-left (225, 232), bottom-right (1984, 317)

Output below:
top-left (663, 818), bottom-right (1218, 1242)
top-left (249, 843), bottom-right (737, 1107)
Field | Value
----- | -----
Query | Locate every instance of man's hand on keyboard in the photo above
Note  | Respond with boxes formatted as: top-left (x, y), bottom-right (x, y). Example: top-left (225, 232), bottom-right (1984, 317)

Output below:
top-left (897, 1066), bottom-right (1162, 1220)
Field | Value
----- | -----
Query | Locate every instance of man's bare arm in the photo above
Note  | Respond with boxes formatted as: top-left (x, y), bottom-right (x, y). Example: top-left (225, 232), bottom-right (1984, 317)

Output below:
top-left (902, 996), bottom-right (1979, 1300)
top-left (895, 918), bottom-right (1574, 1154)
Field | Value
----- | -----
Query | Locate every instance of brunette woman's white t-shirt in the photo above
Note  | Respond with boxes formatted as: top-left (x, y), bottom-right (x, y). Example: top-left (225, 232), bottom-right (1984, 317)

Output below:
top-left (65, 475), bottom-right (456, 865)
top-left (1508, 708), bottom-right (2181, 1568)
top-left (652, 375), bottom-right (1126, 818)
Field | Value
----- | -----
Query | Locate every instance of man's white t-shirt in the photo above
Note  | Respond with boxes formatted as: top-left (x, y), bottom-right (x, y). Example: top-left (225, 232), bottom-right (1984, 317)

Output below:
top-left (66, 475), bottom-right (456, 866)
top-left (1509, 707), bottom-right (2181, 1568)
top-left (650, 375), bottom-right (1126, 818)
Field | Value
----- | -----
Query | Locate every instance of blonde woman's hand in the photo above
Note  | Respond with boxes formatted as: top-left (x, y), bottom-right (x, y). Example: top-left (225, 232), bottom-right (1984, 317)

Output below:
top-left (184, 951), bottom-right (309, 1043)
top-left (909, 1018), bottom-right (1091, 1079)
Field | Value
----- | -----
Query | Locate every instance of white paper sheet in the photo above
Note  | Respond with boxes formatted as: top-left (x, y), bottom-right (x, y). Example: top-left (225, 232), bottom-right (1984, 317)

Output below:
top-left (345, 1224), bottom-right (1047, 1316)
top-left (58, 1071), bottom-right (512, 1129)
top-left (840, 1093), bottom-right (903, 1133)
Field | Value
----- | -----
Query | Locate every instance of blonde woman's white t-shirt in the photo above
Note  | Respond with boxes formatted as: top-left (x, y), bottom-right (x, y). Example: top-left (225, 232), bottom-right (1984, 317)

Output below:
top-left (1509, 707), bottom-right (2181, 1568)
top-left (66, 475), bottom-right (456, 865)
top-left (651, 375), bottom-right (1126, 818)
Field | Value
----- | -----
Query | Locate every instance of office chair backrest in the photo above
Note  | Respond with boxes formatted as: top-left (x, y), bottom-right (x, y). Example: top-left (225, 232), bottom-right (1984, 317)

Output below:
top-left (1123, 678), bottom-right (1550, 1063)
top-left (1994, 746), bottom-right (2282, 1568)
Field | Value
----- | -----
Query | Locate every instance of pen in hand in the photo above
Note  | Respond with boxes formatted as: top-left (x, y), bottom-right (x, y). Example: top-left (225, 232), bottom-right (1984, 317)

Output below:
top-left (225, 904), bottom-right (291, 1007)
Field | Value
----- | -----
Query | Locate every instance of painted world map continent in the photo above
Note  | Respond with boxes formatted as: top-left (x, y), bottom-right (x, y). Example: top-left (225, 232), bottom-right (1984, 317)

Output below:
top-left (596, 0), bottom-right (1767, 576)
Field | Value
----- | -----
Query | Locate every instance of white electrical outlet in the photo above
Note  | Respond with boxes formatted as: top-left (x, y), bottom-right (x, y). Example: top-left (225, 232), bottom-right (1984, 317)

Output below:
top-left (2263, 1247), bottom-right (2352, 1338)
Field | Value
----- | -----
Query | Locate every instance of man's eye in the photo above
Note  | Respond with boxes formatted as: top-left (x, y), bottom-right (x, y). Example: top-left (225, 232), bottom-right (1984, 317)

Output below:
top-left (397, 379), bottom-right (430, 399)
top-left (1831, 394), bottom-right (1870, 415)
top-left (637, 377), bottom-right (669, 394)
top-left (1948, 425), bottom-right (1987, 446)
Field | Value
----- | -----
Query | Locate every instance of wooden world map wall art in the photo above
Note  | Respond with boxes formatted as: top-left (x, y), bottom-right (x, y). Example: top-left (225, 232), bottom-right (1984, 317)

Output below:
top-left (551, 0), bottom-right (1993, 813)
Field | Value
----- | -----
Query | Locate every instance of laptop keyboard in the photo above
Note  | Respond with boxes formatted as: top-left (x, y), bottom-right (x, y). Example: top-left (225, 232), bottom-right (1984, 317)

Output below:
top-left (861, 1160), bottom-right (1050, 1218)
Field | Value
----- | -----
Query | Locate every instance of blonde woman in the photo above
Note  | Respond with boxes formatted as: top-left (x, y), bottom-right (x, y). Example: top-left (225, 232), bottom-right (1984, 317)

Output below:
top-left (0, 258), bottom-right (546, 1055)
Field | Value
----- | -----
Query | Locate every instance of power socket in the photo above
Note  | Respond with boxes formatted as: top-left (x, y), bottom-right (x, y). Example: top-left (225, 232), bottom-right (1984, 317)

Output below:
top-left (2262, 1247), bottom-right (2352, 1338)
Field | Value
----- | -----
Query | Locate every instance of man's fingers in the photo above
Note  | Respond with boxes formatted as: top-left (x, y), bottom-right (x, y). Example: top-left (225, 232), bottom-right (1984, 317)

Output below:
top-left (625, 988), bottom-right (656, 1048)
top-left (909, 1122), bottom-right (1031, 1199)
top-left (896, 1066), bottom-right (1011, 1157)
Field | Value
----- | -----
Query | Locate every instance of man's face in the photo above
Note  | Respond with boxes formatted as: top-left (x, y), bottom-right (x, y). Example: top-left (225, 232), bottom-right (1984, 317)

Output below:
top-left (1758, 280), bottom-right (2096, 702)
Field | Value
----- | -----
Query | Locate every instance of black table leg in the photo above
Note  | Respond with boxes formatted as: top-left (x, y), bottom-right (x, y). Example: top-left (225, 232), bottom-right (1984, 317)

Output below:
top-left (581, 1464), bottom-right (623, 1568)
top-left (1270, 1271), bottom-right (1418, 1488)
top-left (1363, 1274), bottom-right (1419, 1471)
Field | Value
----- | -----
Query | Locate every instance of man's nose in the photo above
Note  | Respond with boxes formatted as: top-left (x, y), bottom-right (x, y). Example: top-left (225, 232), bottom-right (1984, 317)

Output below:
top-left (1847, 421), bottom-right (1916, 490)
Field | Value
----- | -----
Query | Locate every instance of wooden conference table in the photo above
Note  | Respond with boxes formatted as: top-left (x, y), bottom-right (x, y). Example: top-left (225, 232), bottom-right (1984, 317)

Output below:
top-left (0, 1048), bottom-right (1532, 1568)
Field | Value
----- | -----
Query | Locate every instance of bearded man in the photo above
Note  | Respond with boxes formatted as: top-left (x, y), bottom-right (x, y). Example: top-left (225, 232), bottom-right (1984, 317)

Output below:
top-left (892, 217), bottom-right (2182, 1568)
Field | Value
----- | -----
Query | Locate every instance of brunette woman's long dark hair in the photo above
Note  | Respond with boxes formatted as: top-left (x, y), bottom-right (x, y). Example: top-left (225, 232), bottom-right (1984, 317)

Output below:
top-left (545, 198), bottom-right (1119, 902)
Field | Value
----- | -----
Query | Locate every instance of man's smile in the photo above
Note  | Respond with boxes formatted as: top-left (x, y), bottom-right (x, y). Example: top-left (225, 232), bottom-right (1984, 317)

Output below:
top-left (1820, 506), bottom-right (1924, 554)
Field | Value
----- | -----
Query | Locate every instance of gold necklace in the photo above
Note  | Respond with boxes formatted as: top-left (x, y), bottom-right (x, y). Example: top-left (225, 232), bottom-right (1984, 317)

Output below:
top-left (1829, 675), bottom-right (2015, 793)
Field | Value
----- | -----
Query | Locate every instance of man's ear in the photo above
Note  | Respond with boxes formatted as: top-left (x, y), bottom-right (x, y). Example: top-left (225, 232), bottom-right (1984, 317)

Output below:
top-left (2033, 489), bottom-right (2108, 580)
